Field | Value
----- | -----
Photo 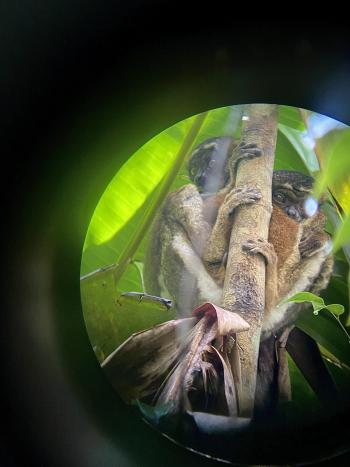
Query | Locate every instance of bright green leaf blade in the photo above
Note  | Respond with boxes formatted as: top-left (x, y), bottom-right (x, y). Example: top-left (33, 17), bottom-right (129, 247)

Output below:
top-left (81, 193), bottom-right (155, 276)
top-left (325, 304), bottom-right (345, 316)
top-left (82, 116), bottom-right (197, 255)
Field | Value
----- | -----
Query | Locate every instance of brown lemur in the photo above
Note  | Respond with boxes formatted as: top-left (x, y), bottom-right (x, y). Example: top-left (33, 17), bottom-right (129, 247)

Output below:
top-left (143, 136), bottom-right (336, 414)
top-left (144, 136), bottom-right (333, 343)
top-left (144, 137), bottom-right (337, 416)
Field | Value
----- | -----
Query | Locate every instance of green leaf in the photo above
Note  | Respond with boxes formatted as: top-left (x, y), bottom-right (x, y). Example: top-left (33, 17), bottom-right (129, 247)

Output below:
top-left (322, 202), bottom-right (350, 265)
top-left (83, 119), bottom-right (193, 252)
top-left (325, 360), bottom-right (350, 401)
top-left (274, 130), bottom-right (311, 174)
top-left (297, 310), bottom-right (350, 367)
top-left (191, 105), bottom-right (244, 142)
top-left (312, 305), bottom-right (325, 316)
top-left (278, 123), bottom-right (319, 173)
top-left (278, 105), bottom-right (306, 131)
top-left (313, 128), bottom-right (350, 207)
top-left (80, 267), bottom-right (176, 359)
top-left (332, 213), bottom-right (350, 254)
top-left (325, 304), bottom-right (345, 316)
top-left (287, 353), bottom-right (319, 407)
top-left (281, 292), bottom-right (325, 306)
top-left (81, 194), bottom-right (155, 277)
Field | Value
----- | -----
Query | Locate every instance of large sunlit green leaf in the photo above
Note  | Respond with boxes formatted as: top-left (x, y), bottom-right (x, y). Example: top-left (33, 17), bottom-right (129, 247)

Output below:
top-left (81, 193), bottom-right (156, 277)
top-left (82, 117), bottom-right (195, 258)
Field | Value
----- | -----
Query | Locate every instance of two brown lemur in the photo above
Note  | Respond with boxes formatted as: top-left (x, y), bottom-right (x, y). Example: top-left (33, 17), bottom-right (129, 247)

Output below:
top-left (143, 136), bottom-right (336, 414)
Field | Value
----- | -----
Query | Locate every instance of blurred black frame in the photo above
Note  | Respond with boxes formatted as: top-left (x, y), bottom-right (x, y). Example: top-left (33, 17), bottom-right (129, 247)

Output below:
top-left (2, 3), bottom-right (350, 466)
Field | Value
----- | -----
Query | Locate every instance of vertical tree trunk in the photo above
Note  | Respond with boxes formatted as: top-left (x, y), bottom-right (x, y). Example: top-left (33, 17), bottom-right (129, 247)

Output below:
top-left (222, 104), bottom-right (278, 417)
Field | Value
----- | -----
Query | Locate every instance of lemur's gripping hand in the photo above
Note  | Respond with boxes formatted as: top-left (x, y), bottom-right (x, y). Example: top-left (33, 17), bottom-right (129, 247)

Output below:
top-left (242, 238), bottom-right (278, 266)
top-left (228, 142), bottom-right (263, 187)
top-left (220, 185), bottom-right (262, 218)
top-left (242, 238), bottom-right (278, 313)
top-left (237, 142), bottom-right (263, 159)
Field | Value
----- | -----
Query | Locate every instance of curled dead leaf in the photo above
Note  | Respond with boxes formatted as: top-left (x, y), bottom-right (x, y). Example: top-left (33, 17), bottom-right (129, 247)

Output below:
top-left (192, 302), bottom-right (250, 336)
top-left (102, 317), bottom-right (195, 403)
top-left (102, 302), bottom-right (250, 419)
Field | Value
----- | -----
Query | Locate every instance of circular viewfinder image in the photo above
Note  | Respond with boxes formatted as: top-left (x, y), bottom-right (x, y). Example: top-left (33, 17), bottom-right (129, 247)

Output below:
top-left (80, 104), bottom-right (350, 465)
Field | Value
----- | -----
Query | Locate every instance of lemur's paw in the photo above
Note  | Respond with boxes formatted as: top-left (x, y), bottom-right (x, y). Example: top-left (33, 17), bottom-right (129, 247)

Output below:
top-left (242, 238), bottom-right (277, 265)
top-left (223, 185), bottom-right (261, 215)
top-left (238, 142), bottom-right (263, 159)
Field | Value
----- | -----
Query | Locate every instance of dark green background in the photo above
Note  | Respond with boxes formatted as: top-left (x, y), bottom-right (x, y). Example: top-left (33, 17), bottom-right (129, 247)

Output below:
top-left (3, 4), bottom-right (350, 466)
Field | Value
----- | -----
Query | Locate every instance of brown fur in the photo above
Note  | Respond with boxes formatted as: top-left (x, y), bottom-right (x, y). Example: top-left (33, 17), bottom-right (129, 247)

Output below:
top-left (144, 137), bottom-right (332, 329)
top-left (268, 205), bottom-right (300, 269)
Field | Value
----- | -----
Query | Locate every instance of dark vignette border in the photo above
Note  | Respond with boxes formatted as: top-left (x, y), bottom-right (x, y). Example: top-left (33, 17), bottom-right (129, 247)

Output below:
top-left (2, 4), bottom-right (350, 466)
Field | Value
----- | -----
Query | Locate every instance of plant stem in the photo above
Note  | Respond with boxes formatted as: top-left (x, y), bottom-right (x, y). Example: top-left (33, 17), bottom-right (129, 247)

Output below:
top-left (330, 312), bottom-right (350, 344)
top-left (131, 260), bottom-right (145, 292)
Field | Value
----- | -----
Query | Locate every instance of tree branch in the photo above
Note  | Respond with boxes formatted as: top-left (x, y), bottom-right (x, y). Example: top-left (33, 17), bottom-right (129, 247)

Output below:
top-left (221, 104), bottom-right (278, 417)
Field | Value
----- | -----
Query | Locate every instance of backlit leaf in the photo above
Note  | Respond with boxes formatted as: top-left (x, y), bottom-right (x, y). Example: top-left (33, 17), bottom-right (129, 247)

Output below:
top-left (325, 304), bottom-right (345, 316)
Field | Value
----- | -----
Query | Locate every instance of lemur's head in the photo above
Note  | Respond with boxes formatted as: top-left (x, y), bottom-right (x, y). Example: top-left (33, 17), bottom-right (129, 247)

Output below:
top-left (272, 170), bottom-right (316, 221)
top-left (188, 136), bottom-right (237, 193)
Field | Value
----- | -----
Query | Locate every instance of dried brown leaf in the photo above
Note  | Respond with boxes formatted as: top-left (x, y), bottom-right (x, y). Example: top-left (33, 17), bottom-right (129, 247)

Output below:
top-left (193, 302), bottom-right (250, 336)
top-left (156, 316), bottom-right (217, 410)
top-left (101, 317), bottom-right (195, 403)
top-left (209, 345), bottom-right (237, 417)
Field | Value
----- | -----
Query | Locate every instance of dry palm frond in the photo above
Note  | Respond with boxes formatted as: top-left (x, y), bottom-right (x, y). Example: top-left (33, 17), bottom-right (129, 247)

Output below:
top-left (102, 302), bottom-right (249, 416)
